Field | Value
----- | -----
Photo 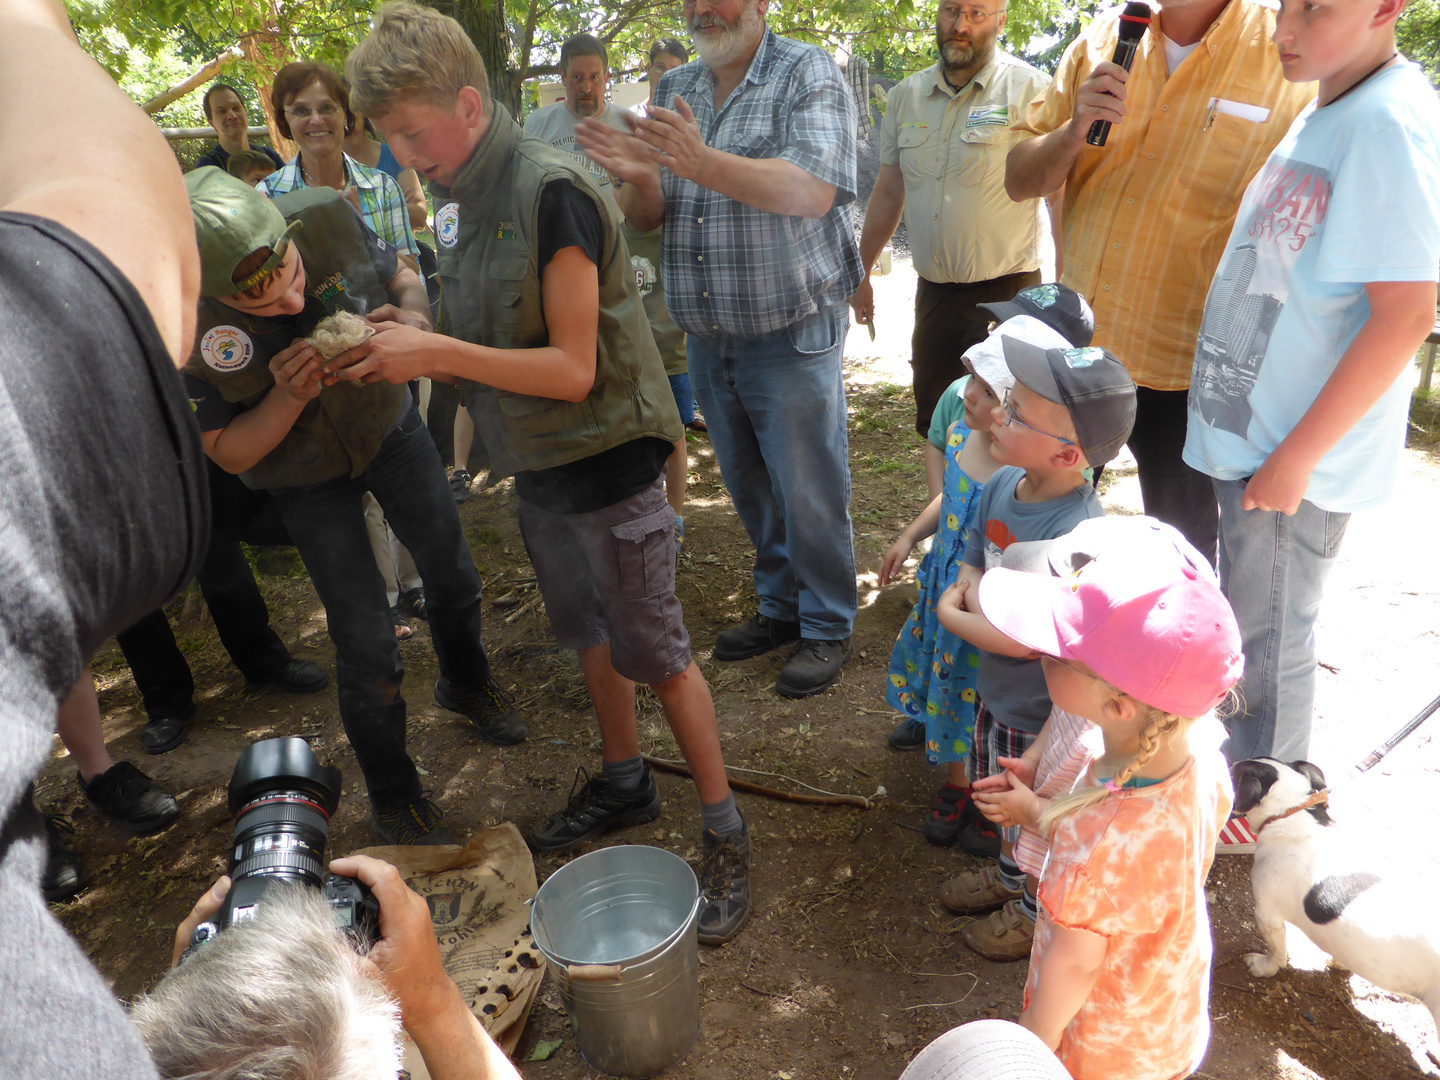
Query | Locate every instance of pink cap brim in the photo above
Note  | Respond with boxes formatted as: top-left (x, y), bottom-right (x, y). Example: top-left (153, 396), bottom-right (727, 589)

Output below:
top-left (976, 567), bottom-right (1074, 659)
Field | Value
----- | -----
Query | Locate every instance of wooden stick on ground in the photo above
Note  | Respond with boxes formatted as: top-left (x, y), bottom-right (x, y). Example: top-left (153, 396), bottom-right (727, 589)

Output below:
top-left (641, 754), bottom-right (877, 810)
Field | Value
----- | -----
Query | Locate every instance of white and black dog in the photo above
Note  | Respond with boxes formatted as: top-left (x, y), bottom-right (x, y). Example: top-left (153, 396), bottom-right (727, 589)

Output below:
top-left (1231, 757), bottom-right (1440, 1031)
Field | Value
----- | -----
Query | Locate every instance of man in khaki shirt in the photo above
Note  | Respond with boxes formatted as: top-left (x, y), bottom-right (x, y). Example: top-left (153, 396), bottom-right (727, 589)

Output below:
top-left (850, 0), bottom-right (1052, 433)
top-left (1006, 0), bottom-right (1313, 562)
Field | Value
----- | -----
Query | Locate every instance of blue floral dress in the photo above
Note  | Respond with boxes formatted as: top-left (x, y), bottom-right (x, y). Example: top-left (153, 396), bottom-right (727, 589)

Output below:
top-left (885, 417), bottom-right (986, 765)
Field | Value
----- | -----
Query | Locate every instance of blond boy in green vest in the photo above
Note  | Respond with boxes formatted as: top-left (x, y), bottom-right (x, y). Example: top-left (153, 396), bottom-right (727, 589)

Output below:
top-left (333, 1), bottom-right (751, 945)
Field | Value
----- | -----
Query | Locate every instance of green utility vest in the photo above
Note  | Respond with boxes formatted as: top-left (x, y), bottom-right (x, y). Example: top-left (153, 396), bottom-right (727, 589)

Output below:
top-left (187, 187), bottom-right (406, 490)
top-left (431, 105), bottom-right (681, 478)
top-left (622, 222), bottom-right (687, 378)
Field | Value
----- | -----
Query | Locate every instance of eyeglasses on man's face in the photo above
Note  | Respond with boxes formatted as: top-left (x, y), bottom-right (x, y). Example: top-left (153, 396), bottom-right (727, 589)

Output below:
top-left (940, 4), bottom-right (1002, 25)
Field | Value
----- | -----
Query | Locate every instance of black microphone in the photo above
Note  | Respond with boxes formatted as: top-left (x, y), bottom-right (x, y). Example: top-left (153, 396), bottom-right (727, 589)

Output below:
top-left (1087, 2), bottom-right (1152, 147)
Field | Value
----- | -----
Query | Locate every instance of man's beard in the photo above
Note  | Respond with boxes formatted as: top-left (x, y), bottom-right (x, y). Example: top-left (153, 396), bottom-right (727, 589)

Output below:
top-left (937, 28), bottom-right (995, 77)
top-left (690, 1), bottom-right (764, 67)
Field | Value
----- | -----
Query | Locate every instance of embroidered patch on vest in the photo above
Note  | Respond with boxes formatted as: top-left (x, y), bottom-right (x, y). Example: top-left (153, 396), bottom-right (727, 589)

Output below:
top-left (436, 202), bottom-right (461, 248)
top-left (201, 325), bottom-right (254, 373)
top-left (497, 220), bottom-right (518, 241)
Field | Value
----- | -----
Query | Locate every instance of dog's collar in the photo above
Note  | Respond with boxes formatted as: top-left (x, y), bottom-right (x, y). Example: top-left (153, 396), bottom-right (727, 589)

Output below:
top-left (1254, 789), bottom-right (1330, 833)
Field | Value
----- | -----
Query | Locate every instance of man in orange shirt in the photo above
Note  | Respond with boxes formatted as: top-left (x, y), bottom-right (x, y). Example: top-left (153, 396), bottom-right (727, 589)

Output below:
top-left (1005, 0), bottom-right (1313, 564)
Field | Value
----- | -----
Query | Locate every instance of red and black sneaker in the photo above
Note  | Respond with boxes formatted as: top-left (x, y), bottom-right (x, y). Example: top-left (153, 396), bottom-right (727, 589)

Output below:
top-left (957, 799), bottom-right (1002, 859)
top-left (922, 782), bottom-right (972, 847)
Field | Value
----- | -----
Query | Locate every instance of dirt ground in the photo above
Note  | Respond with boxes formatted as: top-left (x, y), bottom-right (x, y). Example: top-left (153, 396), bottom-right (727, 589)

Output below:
top-left (43, 257), bottom-right (1440, 1079)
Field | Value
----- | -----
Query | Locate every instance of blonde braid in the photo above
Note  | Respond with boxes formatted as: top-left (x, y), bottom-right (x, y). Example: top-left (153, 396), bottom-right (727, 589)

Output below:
top-left (1038, 684), bottom-right (1196, 837)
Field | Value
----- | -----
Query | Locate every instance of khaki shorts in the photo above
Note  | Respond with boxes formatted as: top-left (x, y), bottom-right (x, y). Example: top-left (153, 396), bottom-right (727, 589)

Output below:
top-left (518, 477), bottom-right (692, 685)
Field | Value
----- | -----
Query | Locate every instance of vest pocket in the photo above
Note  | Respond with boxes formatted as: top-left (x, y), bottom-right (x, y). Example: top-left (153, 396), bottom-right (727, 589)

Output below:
top-left (609, 506), bottom-right (675, 599)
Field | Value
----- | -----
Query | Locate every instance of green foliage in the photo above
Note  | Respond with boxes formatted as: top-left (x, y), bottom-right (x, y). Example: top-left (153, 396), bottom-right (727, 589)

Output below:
top-left (1399, 0), bottom-right (1440, 87)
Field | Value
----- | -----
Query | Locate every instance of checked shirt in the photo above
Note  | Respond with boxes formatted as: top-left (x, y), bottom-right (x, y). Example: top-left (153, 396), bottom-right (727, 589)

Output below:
top-left (654, 29), bottom-right (863, 338)
top-left (264, 153), bottom-right (419, 260)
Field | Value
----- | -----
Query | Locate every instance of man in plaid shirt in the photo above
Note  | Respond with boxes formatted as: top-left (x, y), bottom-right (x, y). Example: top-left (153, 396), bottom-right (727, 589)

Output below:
top-left (577, 0), bottom-right (864, 699)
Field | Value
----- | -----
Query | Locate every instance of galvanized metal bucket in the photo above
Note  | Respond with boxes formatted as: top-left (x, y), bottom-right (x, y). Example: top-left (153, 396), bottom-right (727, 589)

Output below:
top-left (530, 845), bottom-right (701, 1078)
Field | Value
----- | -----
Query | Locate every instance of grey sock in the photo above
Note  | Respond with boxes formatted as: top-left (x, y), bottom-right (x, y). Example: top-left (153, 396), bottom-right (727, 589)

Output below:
top-left (601, 755), bottom-right (646, 791)
top-left (997, 854), bottom-right (1024, 893)
top-left (700, 792), bottom-right (743, 837)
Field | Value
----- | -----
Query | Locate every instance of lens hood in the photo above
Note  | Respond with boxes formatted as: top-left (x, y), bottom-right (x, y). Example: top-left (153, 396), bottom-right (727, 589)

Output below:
top-left (227, 737), bottom-right (342, 817)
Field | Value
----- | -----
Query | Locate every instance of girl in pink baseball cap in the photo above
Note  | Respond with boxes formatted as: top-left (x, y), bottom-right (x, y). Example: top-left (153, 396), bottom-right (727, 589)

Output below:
top-left (971, 547), bottom-right (1243, 1080)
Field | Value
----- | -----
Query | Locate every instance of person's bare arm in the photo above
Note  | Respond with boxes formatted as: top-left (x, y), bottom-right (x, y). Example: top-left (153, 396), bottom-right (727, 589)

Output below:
top-left (383, 264), bottom-right (433, 331)
top-left (1243, 280), bottom-right (1436, 514)
top-left (879, 491), bottom-right (943, 585)
top-left (924, 441), bottom-right (945, 499)
top-left (1006, 62), bottom-right (1129, 202)
top-left (397, 166), bottom-right (429, 233)
top-left (201, 342), bottom-right (324, 473)
top-left (330, 856), bottom-right (522, 1080)
top-left (850, 162), bottom-right (904, 326)
top-left (331, 246), bottom-right (600, 401)
top-left (1045, 185), bottom-right (1065, 280)
top-left (937, 567), bottom-right (1034, 655)
top-left (1019, 923), bottom-right (1107, 1049)
top-left (0, 0), bottom-right (199, 365)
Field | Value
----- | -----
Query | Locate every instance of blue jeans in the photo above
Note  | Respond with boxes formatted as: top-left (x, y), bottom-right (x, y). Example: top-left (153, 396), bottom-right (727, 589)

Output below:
top-left (269, 404), bottom-right (492, 809)
top-left (1214, 478), bottom-right (1349, 764)
top-left (688, 308), bottom-right (857, 639)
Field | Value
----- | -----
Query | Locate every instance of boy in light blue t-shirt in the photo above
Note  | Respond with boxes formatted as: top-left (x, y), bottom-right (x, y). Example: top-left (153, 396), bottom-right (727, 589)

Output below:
top-left (1184, 0), bottom-right (1440, 803)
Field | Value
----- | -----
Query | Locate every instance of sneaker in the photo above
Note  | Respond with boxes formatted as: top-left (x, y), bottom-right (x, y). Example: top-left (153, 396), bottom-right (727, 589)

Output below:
top-left (42, 814), bottom-right (88, 902)
top-left (527, 767), bottom-right (662, 852)
top-left (887, 717), bottom-right (926, 751)
top-left (956, 800), bottom-right (1002, 860)
top-left (449, 469), bottom-right (473, 505)
top-left (939, 864), bottom-right (1023, 916)
top-left (775, 637), bottom-right (852, 699)
top-left (140, 701), bottom-right (195, 756)
top-left (77, 762), bottom-right (180, 835)
top-left (697, 817), bottom-right (752, 946)
top-left (435, 677), bottom-right (528, 746)
top-left (396, 587), bottom-right (428, 623)
top-left (922, 783), bottom-right (970, 847)
top-left (1216, 815), bottom-right (1258, 854)
top-left (959, 898), bottom-right (1036, 962)
top-left (712, 613), bottom-right (801, 662)
top-left (370, 796), bottom-right (455, 845)
top-left (248, 658), bottom-right (328, 695)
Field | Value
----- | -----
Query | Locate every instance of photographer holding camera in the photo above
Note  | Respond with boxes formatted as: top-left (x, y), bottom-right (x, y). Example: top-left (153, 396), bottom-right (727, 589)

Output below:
top-left (136, 855), bottom-right (519, 1080)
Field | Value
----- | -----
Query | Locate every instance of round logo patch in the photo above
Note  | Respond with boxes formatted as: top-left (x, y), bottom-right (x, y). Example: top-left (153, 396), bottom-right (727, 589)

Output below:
top-left (436, 202), bottom-right (461, 249)
top-left (631, 254), bottom-right (657, 298)
top-left (200, 325), bottom-right (254, 373)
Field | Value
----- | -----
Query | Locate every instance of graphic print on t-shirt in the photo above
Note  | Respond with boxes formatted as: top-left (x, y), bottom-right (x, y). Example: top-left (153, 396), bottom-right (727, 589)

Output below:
top-left (1191, 156), bottom-right (1332, 437)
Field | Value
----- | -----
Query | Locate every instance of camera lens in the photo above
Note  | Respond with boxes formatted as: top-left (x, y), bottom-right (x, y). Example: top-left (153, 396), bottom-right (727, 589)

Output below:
top-left (226, 738), bottom-right (342, 890)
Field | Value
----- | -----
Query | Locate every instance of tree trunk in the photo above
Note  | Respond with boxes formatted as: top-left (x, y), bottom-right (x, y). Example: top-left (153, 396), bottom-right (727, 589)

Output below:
top-left (238, 12), bottom-right (294, 159)
top-left (434, 0), bottom-right (522, 115)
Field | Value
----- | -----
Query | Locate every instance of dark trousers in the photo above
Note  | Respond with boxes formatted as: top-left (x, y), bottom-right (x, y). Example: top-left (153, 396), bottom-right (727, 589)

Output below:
top-left (911, 270), bottom-right (1042, 435)
top-left (115, 537), bottom-right (291, 719)
top-left (1125, 386), bottom-right (1218, 566)
top-left (269, 404), bottom-right (492, 810)
top-left (115, 462), bottom-right (293, 720)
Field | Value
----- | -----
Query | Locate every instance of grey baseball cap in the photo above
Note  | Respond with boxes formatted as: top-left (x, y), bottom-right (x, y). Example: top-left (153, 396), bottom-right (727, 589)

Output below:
top-left (979, 282), bottom-right (1095, 347)
top-left (1001, 338), bottom-right (1136, 467)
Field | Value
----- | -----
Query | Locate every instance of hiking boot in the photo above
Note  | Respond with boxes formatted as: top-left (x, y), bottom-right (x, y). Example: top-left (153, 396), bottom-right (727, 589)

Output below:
top-left (370, 796), bottom-right (455, 846)
top-left (140, 702), bottom-right (194, 756)
top-left (450, 468), bottom-right (473, 505)
top-left (775, 637), bottom-right (852, 699)
top-left (922, 782), bottom-right (970, 847)
top-left (435, 677), bottom-right (527, 746)
top-left (887, 717), bottom-right (926, 751)
top-left (528, 767), bottom-right (662, 853)
top-left (78, 762), bottom-right (179, 835)
top-left (957, 800), bottom-right (1002, 859)
top-left (712, 613), bottom-right (801, 661)
top-left (697, 817), bottom-right (752, 946)
top-left (42, 814), bottom-right (87, 902)
top-left (959, 898), bottom-right (1035, 962)
top-left (248, 658), bottom-right (328, 695)
top-left (940, 864), bottom-right (1023, 916)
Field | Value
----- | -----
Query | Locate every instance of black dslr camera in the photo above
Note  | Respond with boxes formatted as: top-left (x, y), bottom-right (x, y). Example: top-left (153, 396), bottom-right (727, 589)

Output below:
top-left (189, 737), bottom-right (379, 951)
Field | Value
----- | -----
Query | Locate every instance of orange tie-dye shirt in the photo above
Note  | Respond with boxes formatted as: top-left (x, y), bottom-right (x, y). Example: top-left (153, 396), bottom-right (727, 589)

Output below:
top-left (1025, 740), bottom-right (1233, 1080)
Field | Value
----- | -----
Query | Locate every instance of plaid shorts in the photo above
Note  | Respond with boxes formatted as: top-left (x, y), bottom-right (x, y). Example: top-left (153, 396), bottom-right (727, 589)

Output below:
top-left (966, 702), bottom-right (1039, 846)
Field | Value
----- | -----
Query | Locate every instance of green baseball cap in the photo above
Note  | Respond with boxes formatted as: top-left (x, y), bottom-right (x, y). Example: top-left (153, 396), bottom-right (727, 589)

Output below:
top-left (185, 166), bottom-right (302, 297)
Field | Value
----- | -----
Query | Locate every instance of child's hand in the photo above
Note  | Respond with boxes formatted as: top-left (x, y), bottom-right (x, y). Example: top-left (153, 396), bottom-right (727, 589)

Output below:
top-left (972, 770), bottom-right (1042, 830)
top-left (878, 537), bottom-right (914, 586)
top-left (939, 579), bottom-right (969, 610)
top-left (1242, 445), bottom-right (1313, 516)
top-left (995, 754), bottom-right (1037, 790)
